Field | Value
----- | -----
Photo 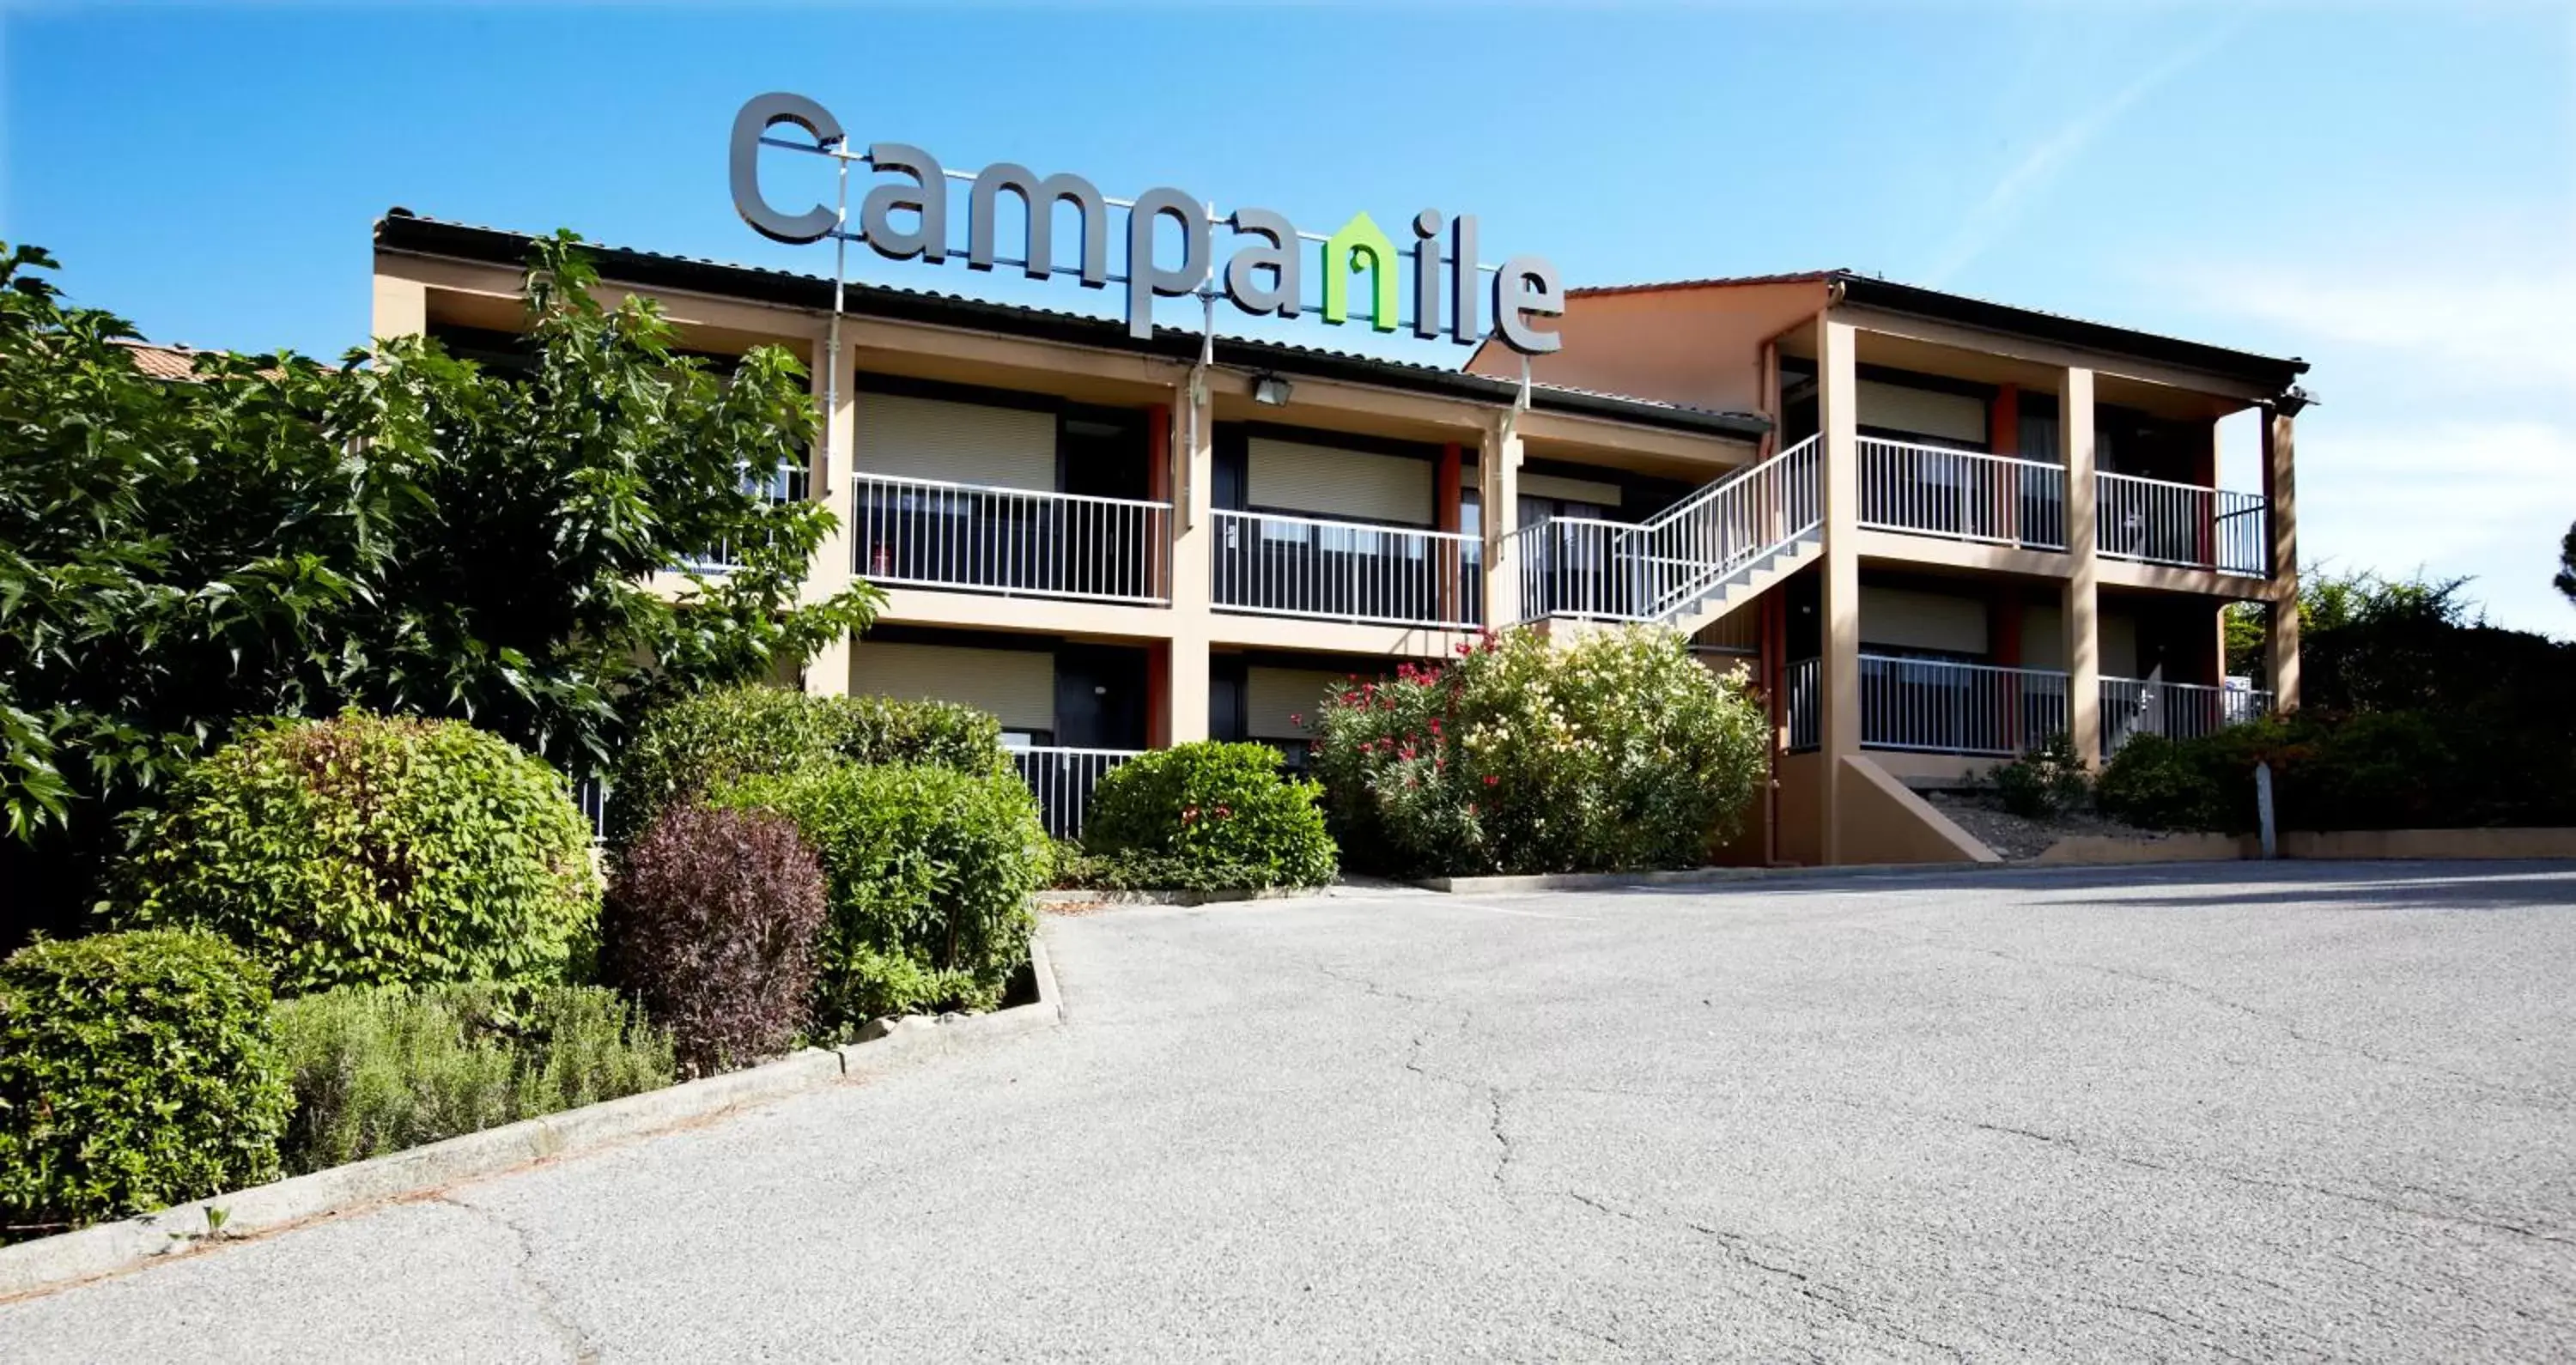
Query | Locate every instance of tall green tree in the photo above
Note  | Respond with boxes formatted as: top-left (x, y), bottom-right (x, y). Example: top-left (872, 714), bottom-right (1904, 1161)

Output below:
top-left (2555, 519), bottom-right (2574, 608)
top-left (0, 235), bottom-right (876, 937)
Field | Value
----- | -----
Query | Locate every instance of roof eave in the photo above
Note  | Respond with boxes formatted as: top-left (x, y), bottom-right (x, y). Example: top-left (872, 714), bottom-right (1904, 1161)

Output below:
top-left (374, 212), bottom-right (1766, 444)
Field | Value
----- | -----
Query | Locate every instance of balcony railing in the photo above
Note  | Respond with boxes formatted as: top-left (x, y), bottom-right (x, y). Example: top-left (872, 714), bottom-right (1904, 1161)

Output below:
top-left (1212, 509), bottom-right (1481, 629)
top-left (683, 461), bottom-right (811, 573)
top-left (2095, 473), bottom-right (2268, 577)
top-left (2100, 677), bottom-right (2275, 756)
top-left (1516, 435), bottom-right (1822, 623)
top-left (853, 473), bottom-right (1171, 605)
top-left (1859, 439), bottom-right (2067, 551)
top-left (1012, 745), bottom-right (1143, 839)
top-left (1784, 657), bottom-right (1820, 752)
top-left (1861, 655), bottom-right (2070, 757)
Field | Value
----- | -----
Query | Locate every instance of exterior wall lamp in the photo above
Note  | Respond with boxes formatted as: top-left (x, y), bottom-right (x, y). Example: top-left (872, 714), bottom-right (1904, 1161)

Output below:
top-left (1251, 373), bottom-right (1294, 406)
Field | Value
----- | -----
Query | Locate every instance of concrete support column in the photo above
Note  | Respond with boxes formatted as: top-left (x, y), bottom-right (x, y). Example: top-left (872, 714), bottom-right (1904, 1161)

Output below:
top-left (1817, 317), bottom-right (1862, 864)
top-left (370, 274), bottom-right (427, 341)
top-left (2062, 367), bottom-right (2102, 766)
top-left (2262, 407), bottom-right (2301, 709)
top-left (803, 337), bottom-right (857, 696)
top-left (1479, 411), bottom-right (1523, 630)
top-left (1163, 377), bottom-right (1214, 743)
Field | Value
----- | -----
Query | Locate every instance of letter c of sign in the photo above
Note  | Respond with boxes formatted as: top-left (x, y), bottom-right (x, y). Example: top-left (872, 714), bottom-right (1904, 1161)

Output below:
top-left (730, 93), bottom-right (846, 245)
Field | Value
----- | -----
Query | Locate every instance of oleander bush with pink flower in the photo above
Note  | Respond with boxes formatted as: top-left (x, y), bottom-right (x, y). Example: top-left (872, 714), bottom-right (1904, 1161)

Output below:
top-left (1310, 626), bottom-right (1767, 877)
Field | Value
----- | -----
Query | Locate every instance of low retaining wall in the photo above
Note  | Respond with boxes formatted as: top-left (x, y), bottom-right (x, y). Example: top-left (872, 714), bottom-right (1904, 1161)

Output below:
top-left (2038, 828), bottom-right (2576, 864)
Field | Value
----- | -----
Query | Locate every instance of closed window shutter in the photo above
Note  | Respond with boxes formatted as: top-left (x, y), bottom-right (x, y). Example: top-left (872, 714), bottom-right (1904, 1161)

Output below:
top-left (1518, 472), bottom-right (1624, 507)
top-left (849, 643), bottom-right (1056, 732)
top-left (1858, 380), bottom-right (1990, 448)
top-left (1244, 667), bottom-right (1346, 740)
top-left (1858, 585), bottom-right (1990, 657)
top-left (856, 393), bottom-right (1057, 491)
top-left (1246, 438), bottom-right (1432, 525)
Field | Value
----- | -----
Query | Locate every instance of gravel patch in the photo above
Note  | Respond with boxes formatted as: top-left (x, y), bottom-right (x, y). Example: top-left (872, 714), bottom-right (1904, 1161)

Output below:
top-left (1924, 790), bottom-right (2170, 859)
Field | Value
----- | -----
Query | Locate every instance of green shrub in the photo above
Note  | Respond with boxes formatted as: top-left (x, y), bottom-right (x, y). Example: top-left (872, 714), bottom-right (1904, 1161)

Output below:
top-left (712, 763), bottom-right (1046, 1033)
top-left (2094, 732), bottom-right (2223, 830)
top-left (270, 981), bottom-right (674, 1175)
top-left (1314, 628), bottom-right (1769, 877)
top-left (114, 713), bottom-right (600, 993)
top-left (606, 685), bottom-right (1009, 849)
top-left (1082, 743), bottom-right (1336, 888)
top-left (1985, 732), bottom-right (2092, 819)
top-left (1048, 842), bottom-right (1284, 893)
top-left (0, 931), bottom-right (289, 1241)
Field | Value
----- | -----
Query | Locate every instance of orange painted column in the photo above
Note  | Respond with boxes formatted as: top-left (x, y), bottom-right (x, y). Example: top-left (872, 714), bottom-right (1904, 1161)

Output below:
top-left (1990, 383), bottom-right (2020, 542)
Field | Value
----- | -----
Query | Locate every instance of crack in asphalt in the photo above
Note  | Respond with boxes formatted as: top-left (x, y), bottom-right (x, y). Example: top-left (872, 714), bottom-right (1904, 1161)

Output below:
top-left (1557, 1189), bottom-right (1969, 1362)
top-left (1887, 930), bottom-right (2567, 1109)
top-left (1836, 1100), bottom-right (2576, 1251)
top-left (432, 1195), bottom-right (599, 1364)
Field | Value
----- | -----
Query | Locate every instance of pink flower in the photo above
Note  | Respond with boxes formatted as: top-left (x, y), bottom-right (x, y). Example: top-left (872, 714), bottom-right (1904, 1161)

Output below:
top-left (1483, 774), bottom-right (1499, 786)
top-left (1290, 713), bottom-right (1303, 726)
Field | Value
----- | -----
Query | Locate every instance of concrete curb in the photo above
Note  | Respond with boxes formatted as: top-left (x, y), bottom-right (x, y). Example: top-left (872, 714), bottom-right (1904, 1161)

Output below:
top-left (1033, 886), bottom-right (1330, 909)
top-left (0, 932), bottom-right (1065, 1303)
top-left (1414, 858), bottom-right (2259, 893)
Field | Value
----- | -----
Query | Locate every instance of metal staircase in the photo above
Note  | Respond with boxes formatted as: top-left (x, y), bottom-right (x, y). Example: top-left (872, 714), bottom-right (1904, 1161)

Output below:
top-left (1512, 435), bottom-right (1822, 635)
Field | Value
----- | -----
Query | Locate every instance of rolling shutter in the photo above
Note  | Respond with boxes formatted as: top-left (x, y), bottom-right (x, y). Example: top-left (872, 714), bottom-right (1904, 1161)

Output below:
top-left (1247, 438), bottom-right (1432, 525)
top-left (1859, 585), bottom-right (1990, 657)
top-left (848, 643), bottom-right (1055, 732)
top-left (1519, 471), bottom-right (1624, 507)
top-left (1244, 667), bottom-right (1346, 740)
top-left (855, 392), bottom-right (1057, 491)
top-left (1858, 380), bottom-right (1989, 448)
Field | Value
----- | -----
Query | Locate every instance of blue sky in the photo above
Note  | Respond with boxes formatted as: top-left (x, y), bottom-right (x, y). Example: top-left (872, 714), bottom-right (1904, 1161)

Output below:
top-left (6, 3), bottom-right (2571, 634)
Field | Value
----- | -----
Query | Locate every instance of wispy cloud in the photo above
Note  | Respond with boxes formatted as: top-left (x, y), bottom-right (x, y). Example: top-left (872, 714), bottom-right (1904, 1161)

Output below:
top-left (1922, 18), bottom-right (2240, 288)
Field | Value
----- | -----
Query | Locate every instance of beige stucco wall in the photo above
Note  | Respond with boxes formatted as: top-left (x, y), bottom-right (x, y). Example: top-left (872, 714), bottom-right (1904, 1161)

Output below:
top-left (1832, 755), bottom-right (2000, 864)
top-left (1859, 584), bottom-right (1989, 656)
top-left (1467, 279), bottom-right (1834, 413)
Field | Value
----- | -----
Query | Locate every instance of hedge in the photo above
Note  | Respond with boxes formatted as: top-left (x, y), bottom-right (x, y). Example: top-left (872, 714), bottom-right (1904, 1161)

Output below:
top-left (0, 931), bottom-right (289, 1241)
top-left (1082, 743), bottom-right (1336, 888)
top-left (711, 762), bottom-right (1046, 1033)
top-left (605, 685), bottom-right (1008, 849)
top-left (114, 713), bottom-right (600, 993)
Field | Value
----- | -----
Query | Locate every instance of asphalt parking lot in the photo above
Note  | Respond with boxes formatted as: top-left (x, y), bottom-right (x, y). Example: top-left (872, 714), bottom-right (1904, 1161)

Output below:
top-left (5, 860), bottom-right (2572, 1362)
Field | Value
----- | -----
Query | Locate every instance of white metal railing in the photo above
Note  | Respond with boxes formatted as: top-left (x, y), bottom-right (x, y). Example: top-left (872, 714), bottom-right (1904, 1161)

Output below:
top-left (564, 772), bottom-right (611, 843)
top-left (2096, 472), bottom-right (2268, 576)
top-left (1212, 509), bottom-right (1481, 628)
top-left (2100, 676), bottom-right (2274, 756)
top-left (1859, 439), bottom-right (2066, 551)
top-left (1784, 657), bottom-right (1820, 752)
top-left (1012, 745), bottom-right (1143, 840)
top-left (1860, 654), bottom-right (2070, 757)
top-left (684, 460), bottom-right (810, 573)
top-left (1516, 435), bottom-right (1821, 624)
top-left (854, 472), bottom-right (1170, 605)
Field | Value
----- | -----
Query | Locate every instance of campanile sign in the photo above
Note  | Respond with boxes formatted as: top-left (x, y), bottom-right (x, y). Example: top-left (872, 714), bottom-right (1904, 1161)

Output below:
top-left (728, 92), bottom-right (1564, 355)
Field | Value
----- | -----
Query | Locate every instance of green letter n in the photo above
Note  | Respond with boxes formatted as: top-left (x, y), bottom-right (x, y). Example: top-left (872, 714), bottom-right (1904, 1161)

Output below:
top-left (1321, 212), bottom-right (1399, 331)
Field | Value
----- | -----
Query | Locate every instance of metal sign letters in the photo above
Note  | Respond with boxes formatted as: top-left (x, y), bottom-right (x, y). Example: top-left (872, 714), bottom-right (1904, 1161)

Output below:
top-left (729, 92), bottom-right (1564, 355)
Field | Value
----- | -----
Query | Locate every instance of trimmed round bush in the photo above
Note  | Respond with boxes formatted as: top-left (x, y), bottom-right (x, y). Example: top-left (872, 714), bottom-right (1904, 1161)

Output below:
top-left (1082, 743), bottom-right (1337, 889)
top-left (0, 931), bottom-right (289, 1241)
top-left (603, 804), bottom-right (827, 1076)
top-left (712, 763), bottom-right (1045, 1034)
top-left (272, 981), bottom-right (673, 1176)
top-left (606, 685), bottom-right (1009, 849)
top-left (1314, 627), bottom-right (1768, 877)
top-left (115, 713), bottom-right (601, 993)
